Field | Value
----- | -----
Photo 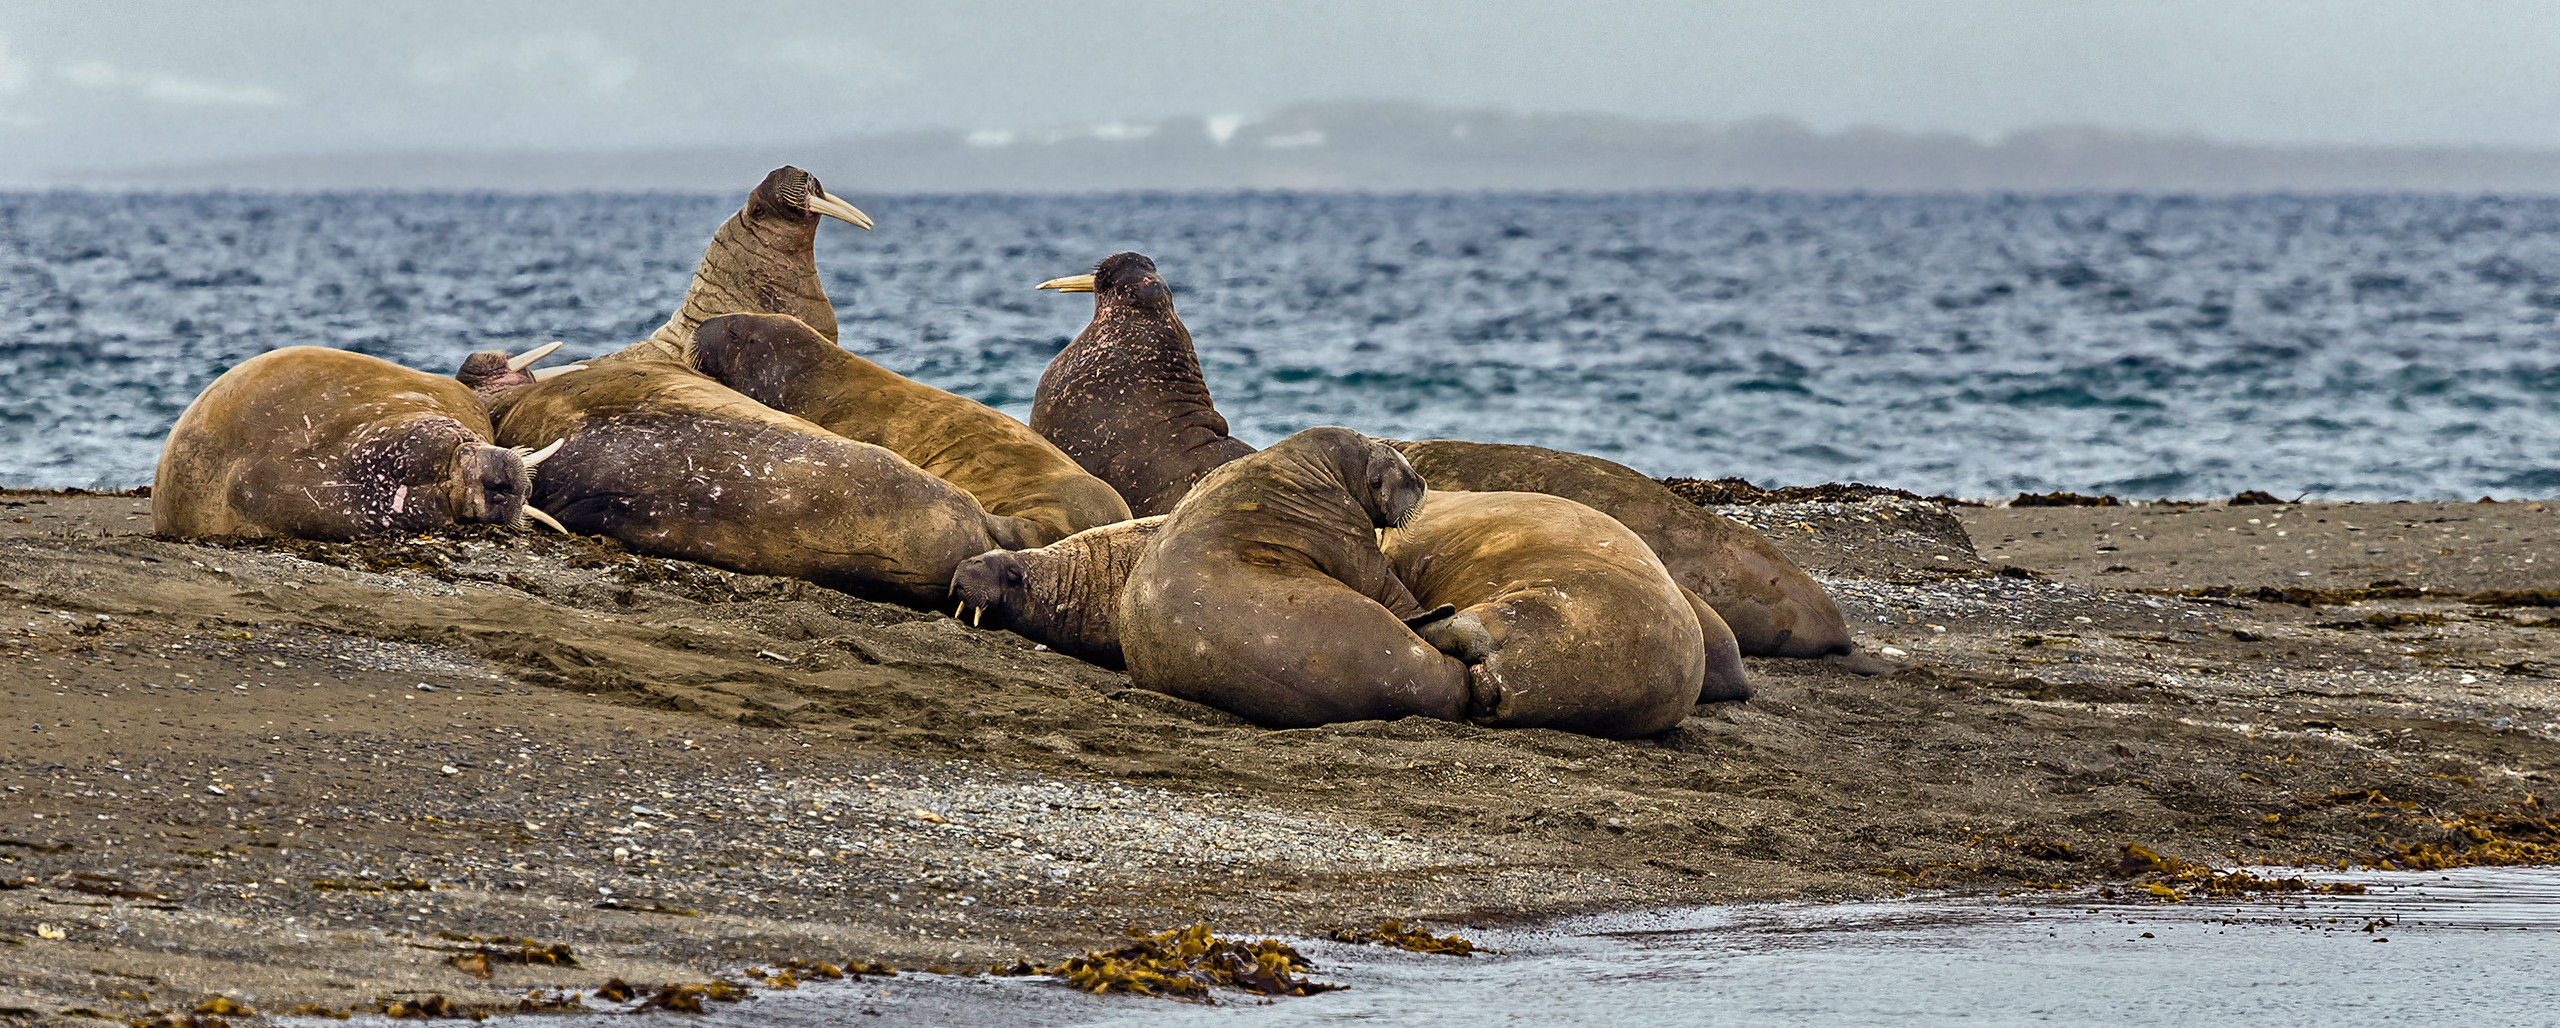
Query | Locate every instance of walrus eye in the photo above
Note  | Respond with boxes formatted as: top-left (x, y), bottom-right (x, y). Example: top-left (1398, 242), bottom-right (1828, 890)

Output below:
top-left (1002, 565), bottom-right (1026, 589)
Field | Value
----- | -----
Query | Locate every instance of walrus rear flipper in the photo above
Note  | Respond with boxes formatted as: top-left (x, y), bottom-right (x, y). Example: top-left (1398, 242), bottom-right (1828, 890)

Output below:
top-left (1405, 605), bottom-right (1494, 664)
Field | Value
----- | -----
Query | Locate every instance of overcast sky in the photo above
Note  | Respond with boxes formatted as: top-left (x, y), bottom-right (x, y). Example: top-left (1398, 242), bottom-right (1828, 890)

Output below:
top-left (4, 0), bottom-right (2559, 186)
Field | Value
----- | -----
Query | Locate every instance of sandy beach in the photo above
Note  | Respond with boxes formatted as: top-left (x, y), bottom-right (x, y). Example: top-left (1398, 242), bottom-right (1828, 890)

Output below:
top-left (4, 487), bottom-right (2557, 1025)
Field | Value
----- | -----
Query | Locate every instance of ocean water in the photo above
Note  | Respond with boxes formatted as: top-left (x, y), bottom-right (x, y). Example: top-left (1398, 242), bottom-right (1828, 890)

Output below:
top-left (344, 867), bottom-right (2549, 1028)
top-left (6, 189), bottom-right (2560, 499)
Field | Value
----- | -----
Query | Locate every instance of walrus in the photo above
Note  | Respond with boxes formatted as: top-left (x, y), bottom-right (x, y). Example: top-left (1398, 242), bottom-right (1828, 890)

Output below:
top-left (486, 359), bottom-right (1027, 608)
top-left (693, 312), bottom-right (1130, 547)
top-left (947, 515), bottom-right (1167, 669)
top-left (1031, 252), bottom-right (1258, 516)
top-left (609, 165), bottom-right (872, 368)
top-left (482, 170), bottom-right (1044, 605)
top-left (1387, 439), bottom-right (1890, 672)
top-left (155, 345), bottom-right (571, 541)
top-left (1383, 491), bottom-right (1749, 738)
top-left (1118, 427), bottom-right (1474, 728)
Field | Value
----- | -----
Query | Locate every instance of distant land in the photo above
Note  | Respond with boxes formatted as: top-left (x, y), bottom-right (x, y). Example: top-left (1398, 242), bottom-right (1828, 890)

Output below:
top-left (59, 101), bottom-right (2560, 195)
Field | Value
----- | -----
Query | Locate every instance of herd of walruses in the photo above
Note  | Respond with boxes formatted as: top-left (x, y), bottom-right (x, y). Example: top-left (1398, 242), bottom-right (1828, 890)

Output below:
top-left (154, 166), bottom-right (1888, 739)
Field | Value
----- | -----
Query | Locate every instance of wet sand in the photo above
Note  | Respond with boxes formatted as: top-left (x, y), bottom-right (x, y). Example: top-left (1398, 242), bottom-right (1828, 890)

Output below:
top-left (3, 489), bottom-right (2557, 1024)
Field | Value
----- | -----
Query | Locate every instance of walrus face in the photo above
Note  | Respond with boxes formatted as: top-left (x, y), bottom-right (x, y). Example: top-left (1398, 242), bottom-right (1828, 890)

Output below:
top-left (692, 313), bottom-right (827, 395)
top-left (745, 166), bottom-right (875, 230)
top-left (1365, 442), bottom-right (1429, 529)
top-left (1036, 252), bottom-right (1173, 311)
top-left (456, 445), bottom-right (536, 528)
top-left (948, 550), bottom-right (1029, 630)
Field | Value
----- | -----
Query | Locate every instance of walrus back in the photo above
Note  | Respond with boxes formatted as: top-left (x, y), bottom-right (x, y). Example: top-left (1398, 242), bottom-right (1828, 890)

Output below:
top-left (1390, 438), bottom-right (1857, 659)
top-left (694, 313), bottom-right (1131, 545)
top-left (154, 347), bottom-right (511, 540)
top-left (490, 359), bottom-right (1009, 608)
top-left (1385, 491), bottom-right (1734, 738)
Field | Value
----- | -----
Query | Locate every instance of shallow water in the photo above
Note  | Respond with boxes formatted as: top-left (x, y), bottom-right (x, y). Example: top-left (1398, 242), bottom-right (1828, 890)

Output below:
top-left (7, 190), bottom-right (2560, 499)
top-left (630, 867), bottom-right (2555, 1027)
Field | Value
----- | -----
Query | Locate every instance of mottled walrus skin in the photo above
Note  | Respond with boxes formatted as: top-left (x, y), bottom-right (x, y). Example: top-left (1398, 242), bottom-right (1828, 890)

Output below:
top-left (948, 515), bottom-right (1167, 669)
top-left (693, 313), bottom-right (1130, 548)
top-left (1388, 439), bottom-right (1882, 669)
top-left (612, 165), bottom-right (872, 367)
top-left (487, 361), bottom-right (1020, 608)
top-left (153, 347), bottom-right (558, 541)
top-left (1118, 428), bottom-right (1473, 728)
top-left (1031, 252), bottom-right (1258, 517)
top-left (1383, 491), bottom-right (1749, 738)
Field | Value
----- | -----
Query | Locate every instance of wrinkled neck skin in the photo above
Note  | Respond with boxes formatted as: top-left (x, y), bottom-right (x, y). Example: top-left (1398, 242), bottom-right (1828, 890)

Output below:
top-left (627, 206), bottom-right (833, 367)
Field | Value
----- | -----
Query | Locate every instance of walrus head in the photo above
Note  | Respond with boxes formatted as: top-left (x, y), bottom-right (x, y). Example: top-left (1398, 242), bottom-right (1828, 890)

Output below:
top-left (1036, 251), bottom-right (1172, 311)
top-left (745, 166), bottom-right (875, 232)
top-left (453, 438), bottom-right (569, 534)
top-left (1363, 438), bottom-right (1430, 529)
top-left (947, 549), bottom-right (1027, 631)
top-left (454, 341), bottom-right (585, 405)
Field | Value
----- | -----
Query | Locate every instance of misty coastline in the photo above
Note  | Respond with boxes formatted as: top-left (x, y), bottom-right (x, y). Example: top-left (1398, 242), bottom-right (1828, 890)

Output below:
top-left (52, 103), bottom-right (2560, 196)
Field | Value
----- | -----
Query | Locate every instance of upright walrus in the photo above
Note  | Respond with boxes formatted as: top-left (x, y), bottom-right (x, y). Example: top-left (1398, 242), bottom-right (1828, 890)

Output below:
top-left (155, 345), bottom-right (572, 540)
top-left (1118, 427), bottom-right (1473, 728)
top-left (1388, 439), bottom-right (1889, 672)
top-left (485, 169), bottom-right (1037, 605)
top-left (1383, 491), bottom-right (1749, 738)
top-left (615, 165), bottom-right (872, 366)
top-left (694, 312), bottom-right (1130, 547)
top-left (1031, 252), bottom-right (1257, 516)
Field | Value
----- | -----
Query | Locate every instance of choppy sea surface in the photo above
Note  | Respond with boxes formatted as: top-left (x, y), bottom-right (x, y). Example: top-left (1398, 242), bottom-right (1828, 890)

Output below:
top-left (6, 189), bottom-right (2560, 498)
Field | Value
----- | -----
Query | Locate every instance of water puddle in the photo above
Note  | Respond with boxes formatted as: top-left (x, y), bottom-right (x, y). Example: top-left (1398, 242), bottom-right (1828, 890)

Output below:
top-left (288, 867), bottom-right (2560, 1027)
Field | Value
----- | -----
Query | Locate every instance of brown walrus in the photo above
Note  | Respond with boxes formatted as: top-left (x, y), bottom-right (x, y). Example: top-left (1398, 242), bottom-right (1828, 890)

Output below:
top-left (1387, 439), bottom-right (1890, 672)
top-left (1031, 252), bottom-right (1257, 516)
top-left (947, 515), bottom-right (1167, 669)
top-left (1118, 427), bottom-right (1474, 727)
top-left (1383, 491), bottom-right (1749, 738)
top-left (486, 360), bottom-right (1021, 608)
top-left (154, 345), bottom-right (572, 541)
top-left (611, 165), bottom-right (872, 367)
top-left (693, 312), bottom-right (1130, 547)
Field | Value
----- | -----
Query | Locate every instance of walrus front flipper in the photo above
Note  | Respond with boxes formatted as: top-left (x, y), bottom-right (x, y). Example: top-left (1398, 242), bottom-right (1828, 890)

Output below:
top-left (1406, 605), bottom-right (1495, 664)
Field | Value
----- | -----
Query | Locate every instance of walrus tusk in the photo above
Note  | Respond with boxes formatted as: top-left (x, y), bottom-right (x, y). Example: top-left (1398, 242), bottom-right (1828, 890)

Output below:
top-left (505, 340), bottom-right (566, 372)
top-left (807, 189), bottom-right (874, 231)
top-left (522, 506), bottom-right (568, 533)
top-left (1034, 273), bottom-right (1097, 293)
top-left (973, 606), bottom-right (983, 628)
top-left (953, 601), bottom-right (967, 620)
top-left (513, 439), bottom-right (566, 468)
top-left (529, 363), bottom-right (587, 381)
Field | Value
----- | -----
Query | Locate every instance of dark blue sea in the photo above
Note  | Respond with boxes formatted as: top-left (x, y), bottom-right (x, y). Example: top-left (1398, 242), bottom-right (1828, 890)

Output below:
top-left (6, 190), bottom-right (2560, 499)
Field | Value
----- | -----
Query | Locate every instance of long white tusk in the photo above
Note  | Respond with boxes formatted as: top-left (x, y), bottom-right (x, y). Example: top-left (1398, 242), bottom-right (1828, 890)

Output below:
top-left (954, 602), bottom-right (967, 620)
top-left (807, 188), bottom-right (874, 230)
top-left (506, 340), bottom-right (566, 372)
top-left (972, 607), bottom-right (983, 628)
top-left (513, 439), bottom-right (566, 468)
top-left (529, 363), bottom-right (587, 381)
top-left (1035, 273), bottom-right (1097, 293)
top-left (522, 506), bottom-right (568, 533)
